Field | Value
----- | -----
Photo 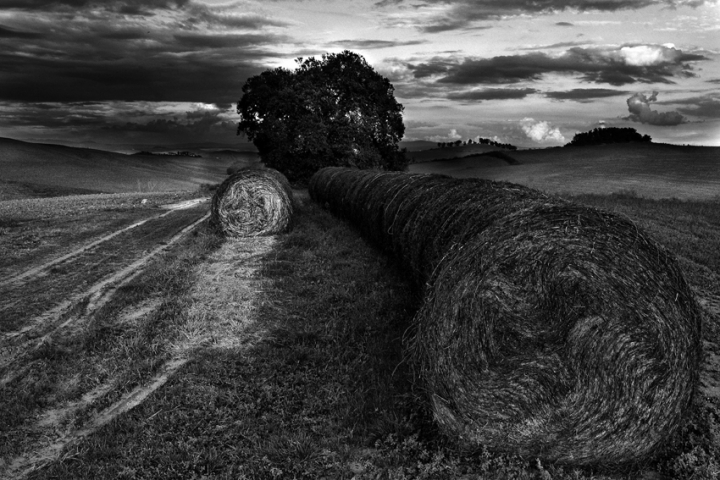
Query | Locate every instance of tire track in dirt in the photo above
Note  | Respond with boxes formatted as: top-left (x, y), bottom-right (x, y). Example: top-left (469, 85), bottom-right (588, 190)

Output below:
top-left (1, 236), bottom-right (278, 479)
top-left (0, 198), bottom-right (207, 288)
top-left (0, 201), bottom-right (209, 331)
top-left (0, 212), bottom-right (210, 386)
top-left (3, 358), bottom-right (189, 479)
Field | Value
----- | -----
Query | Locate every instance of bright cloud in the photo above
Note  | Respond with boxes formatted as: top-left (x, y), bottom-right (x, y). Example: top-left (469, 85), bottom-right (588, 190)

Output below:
top-left (619, 45), bottom-right (681, 66)
top-left (521, 118), bottom-right (566, 143)
top-left (625, 92), bottom-right (686, 126)
top-left (427, 128), bottom-right (463, 142)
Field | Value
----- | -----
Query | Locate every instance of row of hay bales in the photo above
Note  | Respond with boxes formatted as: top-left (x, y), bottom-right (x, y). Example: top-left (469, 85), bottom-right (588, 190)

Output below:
top-left (210, 166), bottom-right (294, 237)
top-left (309, 167), bottom-right (702, 467)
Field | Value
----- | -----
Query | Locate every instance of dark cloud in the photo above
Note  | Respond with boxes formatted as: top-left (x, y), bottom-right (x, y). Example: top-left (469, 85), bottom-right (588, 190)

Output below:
top-left (406, 45), bottom-right (707, 86)
top-left (181, 4), bottom-right (291, 30)
top-left (111, 110), bottom-right (235, 136)
top-left (98, 28), bottom-right (149, 40)
top-left (0, 25), bottom-right (43, 38)
top-left (546, 88), bottom-right (628, 101)
top-left (625, 91), bottom-right (686, 126)
top-left (376, 0), bottom-right (708, 32)
top-left (173, 32), bottom-right (286, 49)
top-left (518, 41), bottom-right (590, 50)
top-left (0, 0), bottom-right (190, 12)
top-left (661, 94), bottom-right (720, 119)
top-left (329, 39), bottom-right (427, 50)
top-left (556, 22), bottom-right (574, 26)
top-left (448, 88), bottom-right (537, 101)
top-left (0, 1), bottom-right (290, 104)
top-left (0, 50), bottom-right (266, 103)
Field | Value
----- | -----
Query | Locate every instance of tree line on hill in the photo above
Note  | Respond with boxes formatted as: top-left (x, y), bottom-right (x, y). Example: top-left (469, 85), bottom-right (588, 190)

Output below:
top-left (134, 150), bottom-right (202, 158)
top-left (566, 127), bottom-right (651, 147)
top-left (436, 138), bottom-right (518, 151)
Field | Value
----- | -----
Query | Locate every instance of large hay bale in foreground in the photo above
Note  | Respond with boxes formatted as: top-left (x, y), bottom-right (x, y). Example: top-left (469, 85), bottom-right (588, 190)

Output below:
top-left (309, 167), bottom-right (702, 467)
top-left (211, 167), bottom-right (293, 236)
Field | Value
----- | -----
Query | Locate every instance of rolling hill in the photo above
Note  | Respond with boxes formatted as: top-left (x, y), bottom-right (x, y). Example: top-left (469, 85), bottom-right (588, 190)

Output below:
top-left (409, 142), bottom-right (720, 201)
top-left (0, 137), bottom-right (260, 199)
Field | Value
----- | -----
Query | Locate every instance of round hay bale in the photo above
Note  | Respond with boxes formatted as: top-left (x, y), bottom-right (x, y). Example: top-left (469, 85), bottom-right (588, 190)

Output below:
top-left (309, 167), bottom-right (702, 467)
top-left (411, 202), bottom-right (702, 466)
top-left (211, 166), bottom-right (293, 237)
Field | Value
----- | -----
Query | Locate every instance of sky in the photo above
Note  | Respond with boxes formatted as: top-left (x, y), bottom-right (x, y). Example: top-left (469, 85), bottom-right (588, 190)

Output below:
top-left (0, 0), bottom-right (718, 152)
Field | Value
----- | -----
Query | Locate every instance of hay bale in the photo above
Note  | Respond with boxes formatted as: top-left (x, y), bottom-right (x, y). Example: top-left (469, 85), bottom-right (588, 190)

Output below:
top-left (211, 166), bottom-right (293, 237)
top-left (309, 167), bottom-right (702, 467)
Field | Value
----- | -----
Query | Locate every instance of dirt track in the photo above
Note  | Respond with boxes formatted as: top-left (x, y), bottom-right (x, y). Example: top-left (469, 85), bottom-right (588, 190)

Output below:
top-left (0, 198), bottom-right (213, 477)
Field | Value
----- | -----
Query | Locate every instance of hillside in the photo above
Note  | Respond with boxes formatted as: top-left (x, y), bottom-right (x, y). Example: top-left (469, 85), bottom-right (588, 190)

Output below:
top-left (407, 143), bottom-right (512, 163)
top-left (409, 142), bottom-right (720, 201)
top-left (0, 137), bottom-right (259, 198)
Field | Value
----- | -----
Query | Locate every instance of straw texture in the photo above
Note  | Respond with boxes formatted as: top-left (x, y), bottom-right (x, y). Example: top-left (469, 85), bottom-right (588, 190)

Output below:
top-left (309, 167), bottom-right (702, 467)
top-left (211, 166), bottom-right (293, 237)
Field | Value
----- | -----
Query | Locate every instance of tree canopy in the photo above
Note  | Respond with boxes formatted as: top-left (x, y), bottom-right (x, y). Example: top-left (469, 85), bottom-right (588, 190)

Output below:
top-left (566, 127), bottom-right (651, 147)
top-left (237, 51), bottom-right (408, 181)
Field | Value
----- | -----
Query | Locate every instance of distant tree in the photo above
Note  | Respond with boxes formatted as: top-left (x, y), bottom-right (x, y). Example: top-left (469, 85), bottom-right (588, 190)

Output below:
top-left (237, 51), bottom-right (408, 181)
top-left (566, 127), bottom-right (652, 147)
top-left (454, 140), bottom-right (462, 147)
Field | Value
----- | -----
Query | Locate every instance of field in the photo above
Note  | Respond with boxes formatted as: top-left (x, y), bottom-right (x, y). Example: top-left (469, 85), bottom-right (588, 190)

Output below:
top-left (409, 142), bottom-right (720, 201)
top-left (0, 137), bottom-right (258, 196)
top-left (1, 139), bottom-right (719, 478)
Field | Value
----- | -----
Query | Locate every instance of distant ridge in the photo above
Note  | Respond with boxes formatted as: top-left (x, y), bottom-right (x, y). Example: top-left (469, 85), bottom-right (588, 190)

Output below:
top-left (0, 137), bottom-right (238, 195)
top-left (409, 141), bottom-right (720, 201)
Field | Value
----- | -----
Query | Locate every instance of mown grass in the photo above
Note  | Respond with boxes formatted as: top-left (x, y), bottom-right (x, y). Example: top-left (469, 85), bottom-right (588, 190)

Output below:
top-left (0, 224), bottom-right (223, 459)
top-left (564, 190), bottom-right (720, 304)
top-left (11, 190), bottom-right (720, 479)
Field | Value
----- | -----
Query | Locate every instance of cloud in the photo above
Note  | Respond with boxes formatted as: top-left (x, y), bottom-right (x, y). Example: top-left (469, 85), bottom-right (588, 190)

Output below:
top-left (406, 44), bottom-right (707, 86)
top-left (447, 88), bottom-right (537, 101)
top-left (0, 1), bottom-right (290, 104)
top-left (173, 32), bottom-right (287, 49)
top-left (521, 118), bottom-right (565, 143)
top-left (405, 120), bottom-right (439, 128)
top-left (112, 110), bottom-right (235, 136)
top-left (0, 100), bottom-right (241, 147)
top-left (546, 88), bottom-right (628, 101)
top-left (661, 94), bottom-right (720, 119)
top-left (329, 39), bottom-right (427, 50)
top-left (427, 128), bottom-right (463, 142)
top-left (0, 25), bottom-right (44, 39)
top-left (555, 22), bottom-right (574, 26)
top-left (625, 92), bottom-right (686, 126)
top-left (375, 0), bottom-right (713, 32)
top-left (181, 3), bottom-right (291, 29)
top-left (0, 0), bottom-right (190, 13)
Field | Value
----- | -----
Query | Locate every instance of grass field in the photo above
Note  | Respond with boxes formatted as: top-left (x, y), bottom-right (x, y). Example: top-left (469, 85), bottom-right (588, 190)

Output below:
top-left (409, 143), bottom-right (720, 201)
top-left (1, 187), bottom-right (719, 479)
top-left (0, 137), bottom-right (255, 196)
top-left (1, 138), bottom-right (719, 478)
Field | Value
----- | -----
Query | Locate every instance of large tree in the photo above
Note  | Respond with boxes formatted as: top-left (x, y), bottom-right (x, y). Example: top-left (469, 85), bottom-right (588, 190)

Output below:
top-left (237, 51), bottom-right (407, 181)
